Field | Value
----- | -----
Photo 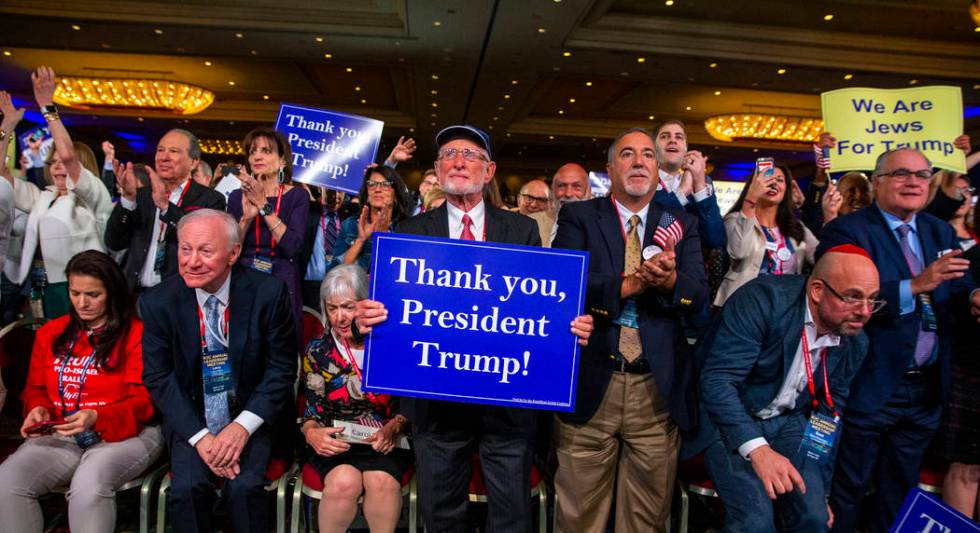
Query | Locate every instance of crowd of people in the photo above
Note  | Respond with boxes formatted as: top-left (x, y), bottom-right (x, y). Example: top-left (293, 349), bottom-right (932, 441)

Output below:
top-left (0, 65), bottom-right (978, 533)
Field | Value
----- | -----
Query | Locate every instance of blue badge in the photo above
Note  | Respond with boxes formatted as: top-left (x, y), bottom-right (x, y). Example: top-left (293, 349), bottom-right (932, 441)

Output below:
top-left (614, 298), bottom-right (640, 329)
top-left (919, 294), bottom-right (938, 332)
top-left (202, 348), bottom-right (232, 395)
top-left (153, 246), bottom-right (166, 273)
top-left (252, 255), bottom-right (274, 274)
top-left (799, 412), bottom-right (839, 464)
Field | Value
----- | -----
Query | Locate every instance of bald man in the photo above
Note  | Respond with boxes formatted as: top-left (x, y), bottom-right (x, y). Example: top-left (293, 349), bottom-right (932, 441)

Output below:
top-left (689, 245), bottom-right (879, 532)
top-left (516, 179), bottom-right (551, 216)
top-left (552, 163), bottom-right (592, 207)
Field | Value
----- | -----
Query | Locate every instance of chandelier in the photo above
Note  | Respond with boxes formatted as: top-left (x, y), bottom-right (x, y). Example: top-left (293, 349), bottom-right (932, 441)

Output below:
top-left (53, 77), bottom-right (215, 115)
top-left (200, 139), bottom-right (243, 156)
top-left (704, 114), bottom-right (824, 143)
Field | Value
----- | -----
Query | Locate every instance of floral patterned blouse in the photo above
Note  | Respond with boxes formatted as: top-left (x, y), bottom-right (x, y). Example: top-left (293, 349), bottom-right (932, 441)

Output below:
top-left (301, 331), bottom-right (395, 428)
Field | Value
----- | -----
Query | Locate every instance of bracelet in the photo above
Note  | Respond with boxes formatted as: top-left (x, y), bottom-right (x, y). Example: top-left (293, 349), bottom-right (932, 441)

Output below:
top-left (43, 112), bottom-right (60, 122)
top-left (0, 130), bottom-right (7, 141)
top-left (269, 220), bottom-right (283, 232)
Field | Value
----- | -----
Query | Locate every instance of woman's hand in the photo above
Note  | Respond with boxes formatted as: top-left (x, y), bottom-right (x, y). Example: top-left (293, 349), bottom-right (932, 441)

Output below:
top-left (0, 90), bottom-right (25, 132)
top-left (356, 206), bottom-right (377, 242)
top-left (746, 171), bottom-right (776, 204)
top-left (240, 168), bottom-right (268, 209)
top-left (31, 66), bottom-right (57, 108)
top-left (55, 409), bottom-right (98, 436)
top-left (20, 406), bottom-right (51, 438)
top-left (303, 423), bottom-right (351, 457)
top-left (364, 417), bottom-right (404, 455)
top-left (241, 186), bottom-right (259, 221)
top-left (821, 182), bottom-right (842, 224)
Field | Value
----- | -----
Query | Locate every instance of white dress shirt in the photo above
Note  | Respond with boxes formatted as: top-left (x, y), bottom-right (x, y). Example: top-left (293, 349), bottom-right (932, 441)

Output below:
top-left (188, 274), bottom-right (264, 446)
top-left (120, 180), bottom-right (188, 288)
top-left (657, 169), bottom-right (714, 207)
top-left (612, 196), bottom-right (650, 236)
top-left (446, 200), bottom-right (486, 241)
top-left (738, 298), bottom-right (840, 459)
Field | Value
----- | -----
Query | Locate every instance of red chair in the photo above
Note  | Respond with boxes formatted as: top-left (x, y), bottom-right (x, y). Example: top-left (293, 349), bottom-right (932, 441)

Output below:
top-left (290, 462), bottom-right (417, 533)
top-left (301, 306), bottom-right (325, 349)
top-left (676, 454), bottom-right (719, 533)
top-left (468, 453), bottom-right (549, 533)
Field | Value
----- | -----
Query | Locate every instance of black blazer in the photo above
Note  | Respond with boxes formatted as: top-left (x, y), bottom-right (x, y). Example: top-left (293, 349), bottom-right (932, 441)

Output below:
top-left (105, 181), bottom-right (226, 290)
top-left (552, 196), bottom-right (709, 430)
top-left (393, 202), bottom-right (541, 430)
top-left (140, 266), bottom-right (298, 445)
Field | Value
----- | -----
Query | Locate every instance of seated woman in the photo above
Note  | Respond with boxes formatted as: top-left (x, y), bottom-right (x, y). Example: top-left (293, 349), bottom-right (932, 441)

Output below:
top-left (300, 264), bottom-right (411, 533)
top-left (332, 165), bottom-right (412, 272)
top-left (714, 163), bottom-right (818, 307)
top-left (0, 250), bottom-right (162, 533)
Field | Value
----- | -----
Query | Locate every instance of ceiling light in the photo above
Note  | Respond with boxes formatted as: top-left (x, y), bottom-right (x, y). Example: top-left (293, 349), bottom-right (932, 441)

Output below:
top-left (704, 114), bottom-right (825, 143)
top-left (538, 27), bottom-right (547, 34)
top-left (511, 80), bottom-right (519, 85)
top-left (585, 81), bottom-right (593, 87)
top-left (361, 99), bottom-right (367, 104)
top-left (492, 116), bottom-right (499, 121)
top-left (53, 77), bottom-right (215, 114)
top-left (262, 95), bottom-right (269, 100)
top-left (504, 94), bottom-right (511, 99)
top-left (665, 0), bottom-right (674, 5)
top-left (431, 74), bottom-right (439, 80)
top-left (324, 53), bottom-right (333, 59)
top-left (431, 102), bottom-right (438, 107)
top-left (431, 113), bottom-right (437, 118)
top-left (549, 135), bottom-right (555, 140)
top-left (430, 122), bottom-right (436, 126)
top-left (345, 67), bottom-right (352, 73)
top-left (409, 128), bottom-right (415, 133)
top-left (974, 84), bottom-right (980, 89)
top-left (975, 27), bottom-right (980, 32)
top-left (315, 36), bottom-right (324, 42)
top-left (200, 139), bottom-right (244, 155)
top-left (910, 79), bottom-right (919, 85)
top-left (354, 86), bottom-right (361, 91)
top-left (235, 32), bottom-right (244, 38)
top-left (558, 109), bottom-right (565, 115)
top-left (843, 74), bottom-right (853, 80)
top-left (154, 28), bottom-right (164, 35)
top-left (569, 98), bottom-right (576, 103)
top-left (637, 57), bottom-right (646, 63)
top-left (777, 68), bottom-right (787, 75)
top-left (685, 106), bottom-right (693, 111)
top-left (227, 81), bottom-right (235, 86)
top-left (430, 90), bottom-right (438, 95)
top-left (824, 14), bottom-right (834, 21)
top-left (433, 21), bottom-right (442, 27)
top-left (648, 115), bottom-right (655, 120)
top-left (562, 51), bottom-right (572, 57)
top-left (204, 60), bottom-right (213, 66)
top-left (71, 24), bottom-right (81, 31)
top-left (137, 117), bottom-right (144, 122)
top-left (709, 62), bottom-right (718, 68)
top-left (250, 50), bottom-right (258, 55)
top-left (714, 90), bottom-right (722, 95)
top-left (2, 51), bottom-right (10, 57)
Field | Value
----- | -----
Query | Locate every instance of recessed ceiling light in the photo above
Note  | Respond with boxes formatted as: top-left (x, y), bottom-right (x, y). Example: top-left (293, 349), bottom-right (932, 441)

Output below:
top-left (665, 0), bottom-right (674, 5)
top-left (506, 133), bottom-right (512, 137)
top-left (504, 94), bottom-right (511, 99)
top-left (345, 67), bottom-right (352, 73)
top-left (562, 51), bottom-right (572, 57)
top-left (361, 99), bottom-right (367, 104)
top-left (154, 28), bottom-right (164, 35)
top-left (263, 95), bottom-right (269, 100)
top-left (714, 90), bottom-right (722, 95)
top-left (71, 24), bottom-right (81, 31)
top-left (433, 21), bottom-right (442, 27)
top-left (431, 102), bottom-right (438, 107)
top-left (409, 128), bottom-right (415, 133)
top-left (204, 60), bottom-right (213, 66)
top-left (315, 36), bottom-right (324, 42)
top-left (228, 81), bottom-right (236, 86)
top-left (910, 79), bottom-right (919, 85)
top-left (324, 53), bottom-right (333, 59)
top-left (430, 122), bottom-right (436, 126)
top-left (685, 106), bottom-right (692, 111)
top-left (511, 80), bottom-right (519, 85)
top-left (431, 74), bottom-right (439, 80)
top-left (488, 125), bottom-right (493, 130)
top-left (843, 73), bottom-right (853, 80)
top-left (777, 68), bottom-right (787, 74)
top-left (620, 71), bottom-right (629, 76)
top-left (648, 115), bottom-right (655, 120)
top-left (753, 148), bottom-right (759, 153)
top-left (137, 117), bottom-right (144, 122)
top-left (250, 50), bottom-right (258, 55)
top-left (493, 116), bottom-right (499, 121)
top-left (558, 109), bottom-right (565, 115)
top-left (569, 98), bottom-right (576, 103)
top-left (431, 113), bottom-right (437, 118)
top-left (637, 57), bottom-right (646, 63)
top-left (585, 81), bottom-right (593, 87)
top-left (549, 135), bottom-right (555, 140)
top-left (2, 51), bottom-right (10, 57)
top-left (430, 90), bottom-right (438, 95)
top-left (538, 27), bottom-right (547, 34)
top-left (354, 86), bottom-right (361, 92)
top-left (974, 84), bottom-right (980, 89)
top-left (824, 14), bottom-right (834, 21)
top-left (974, 26), bottom-right (980, 32)
top-left (235, 32), bottom-right (244, 38)
top-left (709, 62), bottom-right (718, 68)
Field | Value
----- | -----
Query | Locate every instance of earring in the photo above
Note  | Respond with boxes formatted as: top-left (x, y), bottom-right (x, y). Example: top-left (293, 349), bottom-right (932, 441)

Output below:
top-left (277, 166), bottom-right (285, 183)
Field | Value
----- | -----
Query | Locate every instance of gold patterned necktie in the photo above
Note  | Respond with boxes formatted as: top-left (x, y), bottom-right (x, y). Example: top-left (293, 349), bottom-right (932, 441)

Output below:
top-left (619, 215), bottom-right (643, 363)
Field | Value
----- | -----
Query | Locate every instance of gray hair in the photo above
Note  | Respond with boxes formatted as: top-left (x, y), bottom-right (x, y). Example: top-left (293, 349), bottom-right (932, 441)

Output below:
top-left (165, 128), bottom-right (202, 161)
top-left (196, 160), bottom-right (213, 179)
top-left (319, 264), bottom-right (369, 310)
top-left (176, 208), bottom-right (239, 251)
top-left (872, 148), bottom-right (932, 178)
top-left (607, 127), bottom-right (656, 164)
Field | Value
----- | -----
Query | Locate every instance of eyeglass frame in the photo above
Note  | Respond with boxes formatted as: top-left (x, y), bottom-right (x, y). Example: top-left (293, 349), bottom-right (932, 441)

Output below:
top-left (437, 147), bottom-right (489, 163)
top-left (873, 168), bottom-right (933, 182)
top-left (519, 192), bottom-right (550, 204)
top-left (365, 179), bottom-right (393, 189)
top-left (816, 277), bottom-right (886, 313)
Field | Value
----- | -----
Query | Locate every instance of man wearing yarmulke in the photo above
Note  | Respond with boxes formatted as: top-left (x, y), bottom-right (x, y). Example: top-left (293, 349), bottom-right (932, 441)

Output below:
top-left (689, 245), bottom-right (879, 532)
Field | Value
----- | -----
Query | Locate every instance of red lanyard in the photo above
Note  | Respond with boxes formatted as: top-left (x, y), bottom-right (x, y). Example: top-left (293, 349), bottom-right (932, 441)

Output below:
top-left (800, 329), bottom-right (837, 418)
top-left (197, 303), bottom-right (231, 350)
top-left (338, 335), bottom-right (379, 402)
top-left (158, 179), bottom-right (192, 242)
top-left (255, 185), bottom-right (285, 257)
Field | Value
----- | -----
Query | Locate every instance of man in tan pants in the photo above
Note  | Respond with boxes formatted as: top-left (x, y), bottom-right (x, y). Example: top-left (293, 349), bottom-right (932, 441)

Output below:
top-left (551, 127), bottom-right (709, 532)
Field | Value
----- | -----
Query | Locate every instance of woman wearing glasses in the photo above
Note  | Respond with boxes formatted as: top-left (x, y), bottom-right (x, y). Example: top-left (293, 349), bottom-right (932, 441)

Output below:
top-left (333, 165), bottom-right (412, 272)
top-left (714, 163), bottom-right (818, 307)
top-left (227, 127), bottom-right (310, 329)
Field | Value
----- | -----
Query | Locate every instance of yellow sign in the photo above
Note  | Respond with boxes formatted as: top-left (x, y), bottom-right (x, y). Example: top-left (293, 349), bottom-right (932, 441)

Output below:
top-left (821, 86), bottom-right (965, 173)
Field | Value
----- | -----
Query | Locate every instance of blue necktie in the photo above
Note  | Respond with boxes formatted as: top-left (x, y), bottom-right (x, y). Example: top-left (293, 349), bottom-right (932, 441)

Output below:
top-left (324, 213), bottom-right (339, 258)
top-left (896, 225), bottom-right (936, 366)
top-left (203, 295), bottom-right (231, 434)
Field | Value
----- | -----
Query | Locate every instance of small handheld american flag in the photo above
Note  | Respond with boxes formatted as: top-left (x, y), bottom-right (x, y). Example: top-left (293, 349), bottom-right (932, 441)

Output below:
top-left (652, 211), bottom-right (684, 250)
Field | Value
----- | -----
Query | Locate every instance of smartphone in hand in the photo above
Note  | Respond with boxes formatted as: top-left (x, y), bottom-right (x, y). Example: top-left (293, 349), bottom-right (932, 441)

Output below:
top-left (25, 420), bottom-right (65, 436)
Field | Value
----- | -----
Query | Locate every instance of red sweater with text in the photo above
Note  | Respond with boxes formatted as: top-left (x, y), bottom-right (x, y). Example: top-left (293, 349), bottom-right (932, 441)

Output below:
top-left (21, 316), bottom-right (154, 442)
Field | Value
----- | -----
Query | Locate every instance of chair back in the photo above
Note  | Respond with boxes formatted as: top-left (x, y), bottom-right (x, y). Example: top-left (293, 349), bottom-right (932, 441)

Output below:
top-left (0, 318), bottom-right (47, 418)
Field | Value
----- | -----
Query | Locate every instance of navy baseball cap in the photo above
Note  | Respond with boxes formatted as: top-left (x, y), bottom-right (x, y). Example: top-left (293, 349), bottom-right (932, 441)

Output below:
top-left (435, 125), bottom-right (492, 160)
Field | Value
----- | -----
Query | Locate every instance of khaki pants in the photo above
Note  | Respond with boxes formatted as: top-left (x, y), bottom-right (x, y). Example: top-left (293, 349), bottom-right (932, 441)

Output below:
top-left (554, 371), bottom-right (678, 533)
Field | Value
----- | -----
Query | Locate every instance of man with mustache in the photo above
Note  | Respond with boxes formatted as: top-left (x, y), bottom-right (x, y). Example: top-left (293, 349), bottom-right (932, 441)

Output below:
top-left (690, 245), bottom-right (879, 532)
top-left (105, 129), bottom-right (226, 292)
top-left (817, 148), bottom-right (980, 532)
top-left (551, 127), bottom-right (709, 532)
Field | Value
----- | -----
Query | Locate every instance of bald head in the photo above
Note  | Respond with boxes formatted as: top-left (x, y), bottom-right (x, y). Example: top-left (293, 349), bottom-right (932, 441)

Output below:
top-left (552, 163), bottom-right (591, 207)
top-left (808, 249), bottom-right (880, 337)
top-left (518, 179), bottom-right (551, 215)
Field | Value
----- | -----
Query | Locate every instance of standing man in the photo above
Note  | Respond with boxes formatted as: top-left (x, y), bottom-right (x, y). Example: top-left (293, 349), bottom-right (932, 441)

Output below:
top-left (356, 125), bottom-right (592, 532)
top-left (653, 119), bottom-right (725, 249)
top-left (105, 129), bottom-right (226, 292)
top-left (551, 127), bottom-right (709, 532)
top-left (301, 187), bottom-right (344, 309)
top-left (817, 148), bottom-right (980, 532)
top-left (552, 162), bottom-right (592, 208)
top-left (691, 246), bottom-right (879, 531)
top-left (141, 209), bottom-right (296, 533)
top-left (414, 168), bottom-right (439, 215)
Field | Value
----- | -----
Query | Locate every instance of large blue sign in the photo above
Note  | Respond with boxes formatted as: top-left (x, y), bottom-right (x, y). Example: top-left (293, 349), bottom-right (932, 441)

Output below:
top-left (363, 232), bottom-right (589, 411)
top-left (274, 103), bottom-right (383, 195)
top-left (890, 489), bottom-right (980, 533)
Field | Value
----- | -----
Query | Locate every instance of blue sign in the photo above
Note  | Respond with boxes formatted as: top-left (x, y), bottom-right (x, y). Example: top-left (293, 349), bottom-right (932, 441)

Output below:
top-left (363, 232), bottom-right (589, 411)
top-left (274, 103), bottom-right (384, 195)
top-left (890, 489), bottom-right (980, 533)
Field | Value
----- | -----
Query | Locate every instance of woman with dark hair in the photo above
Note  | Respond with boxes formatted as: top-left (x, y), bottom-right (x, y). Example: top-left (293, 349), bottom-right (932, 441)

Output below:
top-left (333, 165), bottom-right (412, 272)
top-left (714, 163), bottom-right (818, 306)
top-left (227, 127), bottom-right (310, 327)
top-left (0, 250), bottom-right (161, 533)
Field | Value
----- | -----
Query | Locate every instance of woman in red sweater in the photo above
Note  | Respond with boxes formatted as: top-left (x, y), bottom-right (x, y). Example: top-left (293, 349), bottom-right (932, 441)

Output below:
top-left (0, 250), bottom-right (162, 533)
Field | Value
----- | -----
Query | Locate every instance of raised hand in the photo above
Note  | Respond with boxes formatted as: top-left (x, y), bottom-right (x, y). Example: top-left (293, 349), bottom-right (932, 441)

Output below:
top-left (821, 182), bottom-right (842, 223)
top-left (31, 66), bottom-right (57, 107)
top-left (146, 165), bottom-right (170, 211)
top-left (116, 161), bottom-right (138, 201)
top-left (386, 136), bottom-right (417, 165)
top-left (0, 90), bottom-right (26, 131)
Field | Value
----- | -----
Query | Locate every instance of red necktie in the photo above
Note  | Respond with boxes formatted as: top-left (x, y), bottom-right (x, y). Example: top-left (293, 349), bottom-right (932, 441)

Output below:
top-left (460, 214), bottom-right (476, 241)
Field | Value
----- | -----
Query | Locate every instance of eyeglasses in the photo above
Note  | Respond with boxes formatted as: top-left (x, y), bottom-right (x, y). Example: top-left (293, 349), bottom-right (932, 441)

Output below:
top-left (366, 179), bottom-right (393, 189)
top-left (874, 168), bottom-right (933, 182)
top-left (955, 185), bottom-right (976, 199)
top-left (437, 148), bottom-right (488, 162)
top-left (520, 193), bottom-right (550, 204)
top-left (817, 278), bottom-right (886, 313)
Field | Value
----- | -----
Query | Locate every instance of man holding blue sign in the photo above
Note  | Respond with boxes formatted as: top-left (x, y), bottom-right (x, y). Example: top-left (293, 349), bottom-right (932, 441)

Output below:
top-left (688, 246), bottom-right (878, 532)
top-left (356, 125), bottom-right (593, 533)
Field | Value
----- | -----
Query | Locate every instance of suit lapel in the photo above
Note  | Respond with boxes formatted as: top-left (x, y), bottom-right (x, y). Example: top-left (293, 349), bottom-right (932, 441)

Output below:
top-left (177, 285), bottom-right (202, 375)
top-left (425, 204), bottom-right (450, 238)
top-left (781, 297), bottom-right (807, 382)
top-left (485, 206), bottom-right (506, 243)
top-left (868, 205), bottom-right (913, 278)
top-left (597, 197), bottom-right (626, 274)
top-left (644, 201), bottom-right (661, 249)
top-left (228, 269), bottom-right (251, 385)
top-left (915, 216), bottom-right (937, 265)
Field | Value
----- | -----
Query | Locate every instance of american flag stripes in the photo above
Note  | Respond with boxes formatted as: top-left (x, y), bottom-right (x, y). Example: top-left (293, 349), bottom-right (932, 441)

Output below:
top-left (652, 211), bottom-right (684, 250)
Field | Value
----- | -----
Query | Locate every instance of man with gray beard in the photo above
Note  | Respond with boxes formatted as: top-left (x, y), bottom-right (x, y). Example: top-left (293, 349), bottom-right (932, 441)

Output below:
top-left (551, 127), bottom-right (709, 532)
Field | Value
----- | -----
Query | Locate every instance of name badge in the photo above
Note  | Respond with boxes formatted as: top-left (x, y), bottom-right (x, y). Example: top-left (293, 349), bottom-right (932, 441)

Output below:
top-left (252, 255), bottom-right (274, 274)
top-left (202, 348), bottom-right (232, 395)
top-left (919, 294), bottom-right (938, 332)
top-left (765, 241), bottom-right (779, 252)
top-left (614, 298), bottom-right (640, 329)
top-left (799, 412), bottom-right (839, 464)
top-left (153, 246), bottom-right (166, 273)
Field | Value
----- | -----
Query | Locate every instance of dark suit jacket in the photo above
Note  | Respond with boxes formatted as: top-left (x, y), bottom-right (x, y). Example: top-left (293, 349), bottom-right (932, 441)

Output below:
top-left (654, 186), bottom-right (726, 249)
top-left (140, 266), bottom-right (297, 448)
top-left (552, 196), bottom-right (709, 430)
top-left (393, 202), bottom-right (541, 430)
top-left (105, 181), bottom-right (226, 290)
top-left (688, 276), bottom-right (868, 475)
top-left (815, 204), bottom-right (976, 414)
